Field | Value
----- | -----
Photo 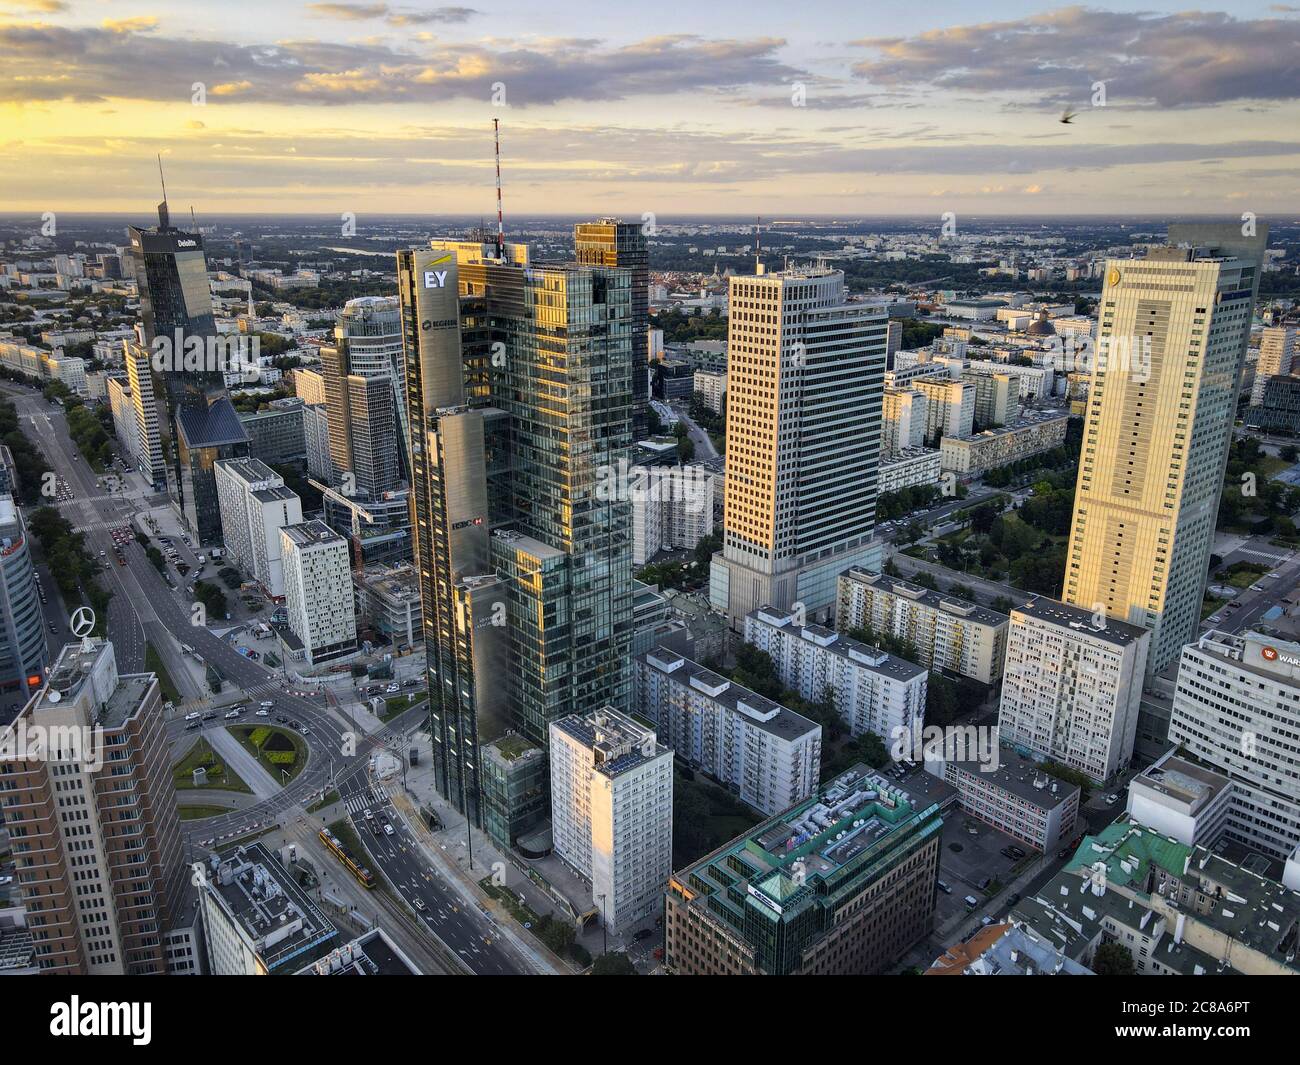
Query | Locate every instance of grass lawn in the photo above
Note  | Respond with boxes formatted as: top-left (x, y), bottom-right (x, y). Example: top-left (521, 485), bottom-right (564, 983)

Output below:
top-left (382, 693), bottom-right (423, 720)
top-left (171, 739), bottom-right (251, 793)
top-left (306, 788), bottom-right (340, 813)
top-left (229, 724), bottom-right (308, 785)
top-left (1202, 593), bottom-right (1229, 620)
top-left (146, 642), bottom-right (182, 704)
top-left (177, 804), bottom-right (232, 821)
top-left (1217, 566), bottom-right (1268, 589)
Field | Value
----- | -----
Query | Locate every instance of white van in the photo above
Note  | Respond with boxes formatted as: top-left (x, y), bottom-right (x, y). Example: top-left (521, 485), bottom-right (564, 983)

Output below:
top-left (963, 895), bottom-right (979, 910)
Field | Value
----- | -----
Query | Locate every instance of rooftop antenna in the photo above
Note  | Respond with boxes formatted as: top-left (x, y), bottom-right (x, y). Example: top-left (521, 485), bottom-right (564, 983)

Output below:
top-left (493, 119), bottom-right (505, 261)
top-left (156, 153), bottom-right (170, 230)
top-left (190, 206), bottom-right (197, 231)
top-left (755, 216), bottom-right (764, 275)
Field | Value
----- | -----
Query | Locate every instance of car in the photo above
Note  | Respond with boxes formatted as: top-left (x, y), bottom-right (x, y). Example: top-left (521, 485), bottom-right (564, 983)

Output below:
top-left (980, 915), bottom-right (994, 926)
top-left (224, 709), bottom-right (240, 719)
top-left (1006, 845), bottom-right (1027, 860)
top-left (386, 684), bottom-right (400, 694)
top-left (383, 824), bottom-right (394, 836)
top-left (1006, 893), bottom-right (1021, 906)
top-left (184, 711), bottom-right (201, 721)
top-left (299, 726), bottom-right (310, 735)
top-left (184, 722), bottom-right (199, 731)
top-left (1106, 792), bottom-right (1121, 805)
top-left (633, 928), bottom-right (653, 941)
top-left (202, 712), bottom-right (216, 721)
top-left (412, 897), bottom-right (426, 911)
top-left (363, 809), bottom-right (374, 820)
top-left (276, 715), bottom-right (288, 723)
top-left (963, 895), bottom-right (979, 910)
top-left (289, 720), bottom-right (300, 729)
top-left (255, 709), bottom-right (269, 717)
top-left (260, 700), bottom-right (274, 708)
top-left (1057, 847), bottom-right (1072, 859)
top-left (0, 875), bottom-right (12, 886)
top-left (1000, 846), bottom-right (1019, 860)
top-left (936, 880), bottom-right (952, 894)
top-left (48, 621), bottom-right (58, 633)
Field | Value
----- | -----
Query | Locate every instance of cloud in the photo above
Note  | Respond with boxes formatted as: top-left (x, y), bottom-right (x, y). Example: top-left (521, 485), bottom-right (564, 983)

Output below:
top-left (0, 24), bottom-right (798, 106)
top-left (1, 0), bottom-right (67, 12)
top-left (102, 17), bottom-right (160, 34)
top-left (851, 7), bottom-right (1300, 108)
top-left (306, 3), bottom-right (480, 25)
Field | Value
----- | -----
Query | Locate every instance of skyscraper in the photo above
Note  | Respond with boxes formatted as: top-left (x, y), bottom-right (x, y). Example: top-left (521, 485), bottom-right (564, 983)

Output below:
top-left (575, 219), bottom-right (649, 439)
top-left (127, 198), bottom-right (249, 541)
top-left (398, 236), bottom-right (634, 825)
top-left (709, 266), bottom-right (888, 628)
top-left (1060, 222), bottom-right (1269, 675)
top-left (0, 638), bottom-right (185, 974)
top-left (0, 476), bottom-right (47, 714)
top-left (320, 297), bottom-right (407, 495)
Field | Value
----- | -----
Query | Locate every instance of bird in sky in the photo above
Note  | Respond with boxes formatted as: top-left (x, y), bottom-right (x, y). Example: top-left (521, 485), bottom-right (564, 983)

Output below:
top-left (1059, 108), bottom-right (1077, 124)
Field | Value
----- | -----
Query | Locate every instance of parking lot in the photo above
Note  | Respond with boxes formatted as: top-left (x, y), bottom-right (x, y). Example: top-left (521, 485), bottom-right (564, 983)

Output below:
top-left (933, 812), bottom-right (1037, 932)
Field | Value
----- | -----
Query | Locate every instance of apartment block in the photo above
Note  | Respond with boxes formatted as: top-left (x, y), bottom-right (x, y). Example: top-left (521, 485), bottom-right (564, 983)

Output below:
top-left (878, 447), bottom-right (941, 495)
top-left (997, 598), bottom-right (1150, 783)
top-left (280, 520), bottom-right (357, 665)
top-left (1249, 326), bottom-right (1297, 405)
top-left (692, 369), bottom-right (726, 413)
top-left (635, 647), bottom-right (822, 816)
top-left (214, 457), bottom-right (302, 597)
top-left (882, 387), bottom-right (928, 457)
top-left (836, 567), bottom-right (1008, 685)
top-left (914, 376), bottom-right (975, 442)
top-left (630, 463), bottom-right (715, 565)
top-left (744, 607), bottom-right (927, 743)
top-left (939, 411), bottom-right (1069, 474)
top-left (549, 708), bottom-right (673, 933)
top-left (665, 765), bottom-right (943, 974)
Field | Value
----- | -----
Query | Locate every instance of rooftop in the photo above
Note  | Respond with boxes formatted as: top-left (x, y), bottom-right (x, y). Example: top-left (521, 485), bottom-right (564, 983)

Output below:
top-left (282, 519), bottom-right (345, 549)
top-left (295, 929), bottom-right (419, 975)
top-left (940, 745), bottom-right (1081, 811)
top-left (1013, 596), bottom-right (1148, 648)
top-left (840, 567), bottom-right (1010, 628)
top-left (639, 647), bottom-right (822, 743)
top-left (748, 606), bottom-right (930, 682)
top-left (551, 706), bottom-right (667, 780)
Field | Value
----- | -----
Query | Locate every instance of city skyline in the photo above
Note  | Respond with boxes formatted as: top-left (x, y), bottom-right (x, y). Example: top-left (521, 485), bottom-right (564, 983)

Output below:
top-left (3, 3), bottom-right (1300, 215)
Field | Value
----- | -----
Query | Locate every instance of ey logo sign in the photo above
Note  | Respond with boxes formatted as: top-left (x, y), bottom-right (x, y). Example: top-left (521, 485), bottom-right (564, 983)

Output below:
top-left (423, 254), bottom-right (453, 289)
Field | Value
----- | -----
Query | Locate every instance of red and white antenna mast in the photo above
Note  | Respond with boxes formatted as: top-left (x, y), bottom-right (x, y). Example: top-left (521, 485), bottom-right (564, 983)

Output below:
top-left (493, 118), bottom-right (505, 260)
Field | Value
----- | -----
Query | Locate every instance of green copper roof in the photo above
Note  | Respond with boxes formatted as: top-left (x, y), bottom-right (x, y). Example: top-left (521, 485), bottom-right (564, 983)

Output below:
top-left (1063, 822), bottom-right (1191, 893)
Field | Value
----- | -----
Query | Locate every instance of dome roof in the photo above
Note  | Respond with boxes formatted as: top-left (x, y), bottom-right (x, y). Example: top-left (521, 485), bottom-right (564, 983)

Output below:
top-left (1025, 309), bottom-right (1056, 336)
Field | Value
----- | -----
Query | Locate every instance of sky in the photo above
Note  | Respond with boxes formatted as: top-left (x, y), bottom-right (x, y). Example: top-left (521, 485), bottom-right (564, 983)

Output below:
top-left (2, 1), bottom-right (1299, 218)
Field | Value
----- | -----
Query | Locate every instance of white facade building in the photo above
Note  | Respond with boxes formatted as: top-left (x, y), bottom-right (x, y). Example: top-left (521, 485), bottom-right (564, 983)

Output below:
top-left (882, 387), bottom-right (928, 457)
top-left (215, 457), bottom-right (303, 598)
top-left (744, 607), bottom-right (927, 743)
top-left (280, 520), bottom-right (357, 665)
top-left (635, 647), bottom-right (822, 816)
top-left (997, 598), bottom-right (1150, 783)
top-left (630, 463), bottom-right (715, 565)
top-left (879, 447), bottom-right (942, 495)
top-left (548, 707), bottom-right (673, 934)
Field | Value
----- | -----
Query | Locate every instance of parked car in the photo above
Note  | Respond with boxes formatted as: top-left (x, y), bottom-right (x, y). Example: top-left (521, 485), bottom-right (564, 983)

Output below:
top-left (963, 895), bottom-right (979, 910)
top-left (1106, 792), bottom-right (1121, 805)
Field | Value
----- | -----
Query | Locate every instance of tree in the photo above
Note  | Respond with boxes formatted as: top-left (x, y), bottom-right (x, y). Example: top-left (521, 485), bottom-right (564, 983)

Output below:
top-left (591, 952), bottom-right (638, 975)
top-left (991, 595), bottom-right (1015, 615)
top-left (676, 435), bottom-right (695, 462)
top-left (1282, 444), bottom-right (1299, 463)
top-left (1092, 941), bottom-right (1135, 976)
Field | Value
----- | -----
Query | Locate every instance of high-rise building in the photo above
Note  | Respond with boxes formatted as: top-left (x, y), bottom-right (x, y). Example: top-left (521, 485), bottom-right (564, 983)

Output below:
top-left (997, 598), bottom-right (1150, 783)
top-left (664, 764), bottom-right (942, 975)
top-left (127, 199), bottom-right (249, 541)
top-left (1061, 223), bottom-right (1269, 675)
top-left (575, 219), bottom-right (649, 439)
top-left (881, 386), bottom-right (927, 458)
top-left (214, 457), bottom-right (303, 597)
top-left (548, 707), bottom-right (672, 933)
top-left (0, 638), bottom-right (185, 974)
top-left (1167, 629), bottom-right (1300, 859)
top-left (709, 267), bottom-right (888, 628)
top-left (123, 339), bottom-right (166, 490)
top-left (1249, 326), bottom-right (1297, 405)
top-left (302, 402), bottom-right (332, 482)
top-left (630, 463), bottom-right (714, 565)
top-left (280, 521), bottom-right (357, 665)
top-left (0, 487), bottom-right (47, 713)
top-left (914, 376), bottom-right (975, 443)
top-left (321, 297), bottom-right (404, 497)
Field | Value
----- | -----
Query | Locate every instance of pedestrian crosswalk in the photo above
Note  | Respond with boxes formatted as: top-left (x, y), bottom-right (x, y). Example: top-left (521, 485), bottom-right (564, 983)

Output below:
top-left (343, 782), bottom-right (392, 816)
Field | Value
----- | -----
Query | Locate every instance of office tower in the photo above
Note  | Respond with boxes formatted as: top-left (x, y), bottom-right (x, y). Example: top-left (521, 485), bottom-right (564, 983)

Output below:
top-left (320, 298), bottom-right (403, 496)
top-left (0, 638), bottom-right (185, 974)
top-left (280, 521), bottom-right (357, 665)
top-left (0, 488), bottom-right (47, 711)
top-left (882, 386), bottom-right (927, 457)
top-left (302, 403), bottom-right (332, 482)
top-left (630, 463), bottom-right (714, 565)
top-left (914, 376), bottom-right (975, 442)
top-left (214, 457), bottom-right (302, 597)
top-left (709, 267), bottom-right (888, 629)
top-left (835, 567), bottom-right (1008, 685)
top-left (664, 764), bottom-right (942, 975)
top-left (1167, 630), bottom-right (1300, 859)
top-left (396, 247), bottom-right (509, 824)
top-left (635, 647), bottom-right (821, 815)
top-left (127, 199), bottom-right (249, 541)
top-left (429, 238), bottom-right (635, 739)
top-left (744, 607), bottom-right (927, 742)
top-left (238, 397), bottom-right (306, 466)
top-left (575, 219), bottom-right (649, 439)
top-left (106, 375), bottom-right (137, 466)
top-left (1250, 326), bottom-right (1297, 405)
top-left (123, 339), bottom-right (166, 490)
top-left (1061, 223), bottom-right (1269, 676)
top-left (997, 599), bottom-right (1149, 783)
top-left (548, 707), bottom-right (672, 933)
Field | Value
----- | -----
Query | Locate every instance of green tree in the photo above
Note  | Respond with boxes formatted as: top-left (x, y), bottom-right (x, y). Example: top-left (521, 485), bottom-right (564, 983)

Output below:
top-left (1092, 941), bottom-right (1135, 976)
top-left (591, 952), bottom-right (638, 975)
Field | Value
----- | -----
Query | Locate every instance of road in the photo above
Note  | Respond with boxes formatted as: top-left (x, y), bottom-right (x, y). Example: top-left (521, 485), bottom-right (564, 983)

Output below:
top-left (671, 401), bottom-right (719, 460)
top-left (6, 382), bottom-right (539, 975)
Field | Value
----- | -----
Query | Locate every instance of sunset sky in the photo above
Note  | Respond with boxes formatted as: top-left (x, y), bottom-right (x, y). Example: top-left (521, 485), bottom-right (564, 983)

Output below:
top-left (2, 1), bottom-right (1299, 216)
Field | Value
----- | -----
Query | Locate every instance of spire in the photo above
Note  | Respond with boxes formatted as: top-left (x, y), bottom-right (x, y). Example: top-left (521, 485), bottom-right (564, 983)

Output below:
top-left (493, 119), bottom-right (505, 260)
top-left (156, 153), bottom-right (170, 230)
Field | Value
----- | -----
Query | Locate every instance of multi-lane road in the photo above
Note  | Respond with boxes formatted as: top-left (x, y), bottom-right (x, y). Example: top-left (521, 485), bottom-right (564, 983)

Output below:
top-left (5, 381), bottom-right (537, 975)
